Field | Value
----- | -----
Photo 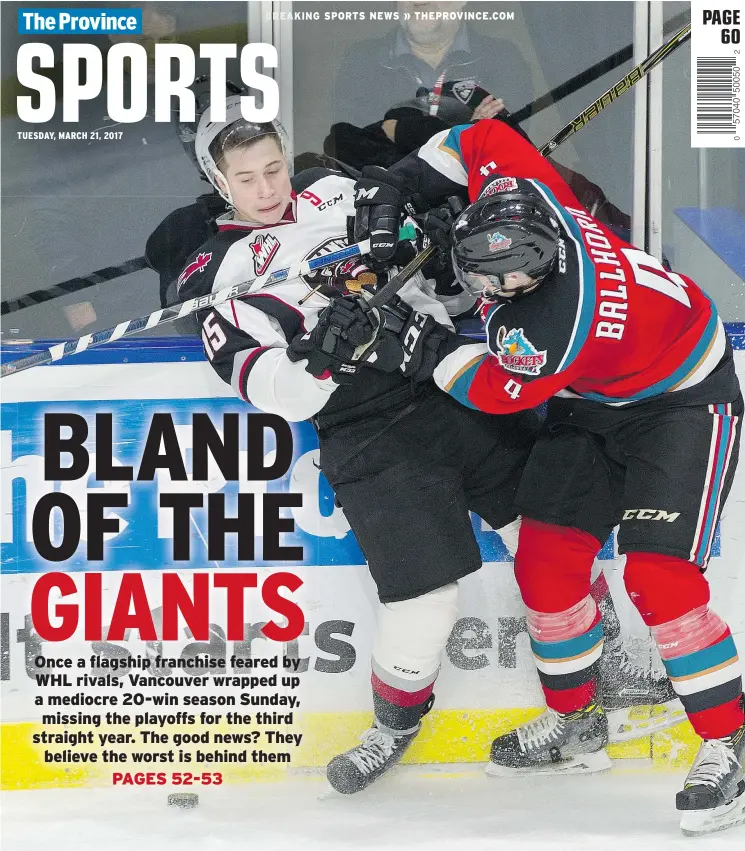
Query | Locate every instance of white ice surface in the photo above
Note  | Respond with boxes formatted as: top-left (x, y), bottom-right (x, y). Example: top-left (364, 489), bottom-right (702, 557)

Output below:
top-left (2, 762), bottom-right (741, 851)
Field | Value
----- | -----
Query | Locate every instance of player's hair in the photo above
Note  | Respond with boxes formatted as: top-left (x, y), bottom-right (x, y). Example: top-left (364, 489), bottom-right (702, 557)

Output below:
top-left (209, 122), bottom-right (283, 170)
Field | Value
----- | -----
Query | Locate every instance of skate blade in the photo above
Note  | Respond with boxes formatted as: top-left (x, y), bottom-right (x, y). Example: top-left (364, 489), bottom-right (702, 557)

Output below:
top-left (485, 749), bottom-right (613, 778)
top-left (606, 699), bottom-right (686, 743)
top-left (679, 793), bottom-right (745, 837)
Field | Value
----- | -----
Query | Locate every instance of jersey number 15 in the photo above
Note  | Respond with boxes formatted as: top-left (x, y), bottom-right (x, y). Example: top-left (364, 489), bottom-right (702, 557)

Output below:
top-left (202, 313), bottom-right (227, 360)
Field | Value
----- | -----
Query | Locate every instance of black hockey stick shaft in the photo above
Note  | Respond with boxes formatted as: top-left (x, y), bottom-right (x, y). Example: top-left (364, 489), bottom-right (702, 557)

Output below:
top-left (367, 242), bottom-right (439, 308)
top-left (1, 256), bottom-right (150, 317)
top-left (371, 25), bottom-right (691, 309)
top-left (539, 23), bottom-right (691, 156)
top-left (0, 226), bottom-right (418, 378)
top-left (510, 10), bottom-right (690, 125)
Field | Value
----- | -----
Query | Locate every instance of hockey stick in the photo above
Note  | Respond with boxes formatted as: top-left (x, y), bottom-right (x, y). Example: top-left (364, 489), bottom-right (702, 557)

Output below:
top-left (350, 27), bottom-right (691, 312)
top-left (1, 256), bottom-right (151, 317)
top-left (367, 242), bottom-right (439, 308)
top-left (0, 224), bottom-right (417, 378)
top-left (510, 10), bottom-right (690, 125)
top-left (539, 23), bottom-right (691, 156)
top-left (291, 23), bottom-right (691, 315)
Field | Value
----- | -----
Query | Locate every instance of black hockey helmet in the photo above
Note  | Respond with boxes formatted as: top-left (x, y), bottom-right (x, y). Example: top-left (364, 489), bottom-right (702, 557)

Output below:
top-left (451, 191), bottom-right (562, 300)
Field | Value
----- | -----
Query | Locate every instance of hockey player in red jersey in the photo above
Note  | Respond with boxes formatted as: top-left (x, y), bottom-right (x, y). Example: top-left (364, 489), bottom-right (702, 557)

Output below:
top-left (177, 101), bottom-right (686, 798)
top-left (353, 119), bottom-right (744, 835)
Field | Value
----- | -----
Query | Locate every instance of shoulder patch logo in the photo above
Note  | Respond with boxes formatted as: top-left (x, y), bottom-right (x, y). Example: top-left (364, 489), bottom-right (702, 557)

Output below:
top-left (177, 252), bottom-right (212, 288)
top-left (481, 176), bottom-right (519, 198)
top-left (488, 231), bottom-right (512, 252)
top-left (250, 233), bottom-right (280, 275)
top-left (495, 326), bottom-right (547, 376)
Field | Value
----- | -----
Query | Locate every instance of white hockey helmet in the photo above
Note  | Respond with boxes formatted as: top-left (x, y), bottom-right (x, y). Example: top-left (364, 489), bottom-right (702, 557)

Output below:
top-left (194, 94), bottom-right (291, 205)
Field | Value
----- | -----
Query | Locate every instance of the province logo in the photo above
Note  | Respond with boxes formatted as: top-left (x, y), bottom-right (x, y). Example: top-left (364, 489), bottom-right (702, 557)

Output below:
top-left (250, 234), bottom-right (280, 275)
top-left (496, 326), bottom-right (547, 376)
top-left (177, 252), bottom-right (212, 287)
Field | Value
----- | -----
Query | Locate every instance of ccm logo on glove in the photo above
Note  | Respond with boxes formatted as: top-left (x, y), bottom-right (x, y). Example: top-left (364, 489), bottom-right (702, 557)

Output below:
top-left (402, 312), bottom-right (428, 366)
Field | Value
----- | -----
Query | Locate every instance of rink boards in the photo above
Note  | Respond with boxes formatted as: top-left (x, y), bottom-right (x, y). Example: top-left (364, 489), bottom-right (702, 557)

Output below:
top-left (1, 337), bottom-right (744, 789)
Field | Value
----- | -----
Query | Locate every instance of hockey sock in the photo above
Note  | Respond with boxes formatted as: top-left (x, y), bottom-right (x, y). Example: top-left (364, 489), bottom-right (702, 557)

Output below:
top-left (371, 667), bottom-right (436, 735)
top-left (516, 519), bottom-right (604, 713)
top-left (527, 597), bottom-right (604, 713)
top-left (653, 609), bottom-right (743, 739)
top-left (370, 583), bottom-right (458, 734)
top-left (625, 552), bottom-right (744, 738)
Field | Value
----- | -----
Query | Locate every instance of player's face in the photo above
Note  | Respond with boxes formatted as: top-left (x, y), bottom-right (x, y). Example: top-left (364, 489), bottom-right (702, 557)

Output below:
top-left (455, 263), bottom-right (538, 301)
top-left (500, 271), bottom-right (538, 298)
top-left (221, 138), bottom-right (292, 225)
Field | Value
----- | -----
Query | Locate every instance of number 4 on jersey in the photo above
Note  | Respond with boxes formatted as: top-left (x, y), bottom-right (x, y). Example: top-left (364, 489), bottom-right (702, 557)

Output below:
top-left (622, 248), bottom-right (691, 308)
top-left (504, 379), bottom-right (522, 399)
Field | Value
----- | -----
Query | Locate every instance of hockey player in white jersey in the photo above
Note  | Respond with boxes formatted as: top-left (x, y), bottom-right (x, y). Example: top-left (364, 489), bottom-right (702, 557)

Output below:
top-left (178, 97), bottom-right (536, 795)
top-left (178, 97), bottom-right (681, 795)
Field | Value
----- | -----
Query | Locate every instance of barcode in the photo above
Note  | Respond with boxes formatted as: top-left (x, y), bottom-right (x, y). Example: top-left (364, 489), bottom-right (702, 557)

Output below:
top-left (696, 56), bottom-right (737, 134)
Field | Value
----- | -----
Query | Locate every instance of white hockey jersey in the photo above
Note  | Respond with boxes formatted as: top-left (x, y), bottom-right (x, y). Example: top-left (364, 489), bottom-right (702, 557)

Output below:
top-left (177, 168), bottom-right (474, 424)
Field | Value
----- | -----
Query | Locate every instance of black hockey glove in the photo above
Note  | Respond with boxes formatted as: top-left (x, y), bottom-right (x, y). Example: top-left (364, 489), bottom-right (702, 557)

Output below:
top-left (286, 296), bottom-right (381, 385)
top-left (397, 311), bottom-right (456, 383)
top-left (353, 165), bottom-right (408, 268)
top-left (357, 302), bottom-right (457, 383)
top-left (358, 296), bottom-right (414, 373)
top-left (421, 196), bottom-right (466, 249)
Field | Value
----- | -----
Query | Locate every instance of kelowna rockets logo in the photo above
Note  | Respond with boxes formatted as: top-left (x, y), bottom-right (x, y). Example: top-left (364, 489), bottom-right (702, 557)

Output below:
top-left (496, 326), bottom-right (547, 376)
top-left (177, 252), bottom-right (212, 287)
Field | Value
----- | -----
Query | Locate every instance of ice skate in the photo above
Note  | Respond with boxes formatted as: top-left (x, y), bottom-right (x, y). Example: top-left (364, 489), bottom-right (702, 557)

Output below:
top-left (677, 723), bottom-right (745, 836)
top-left (599, 636), bottom-right (685, 742)
top-left (486, 701), bottom-right (612, 777)
top-left (326, 724), bottom-right (420, 794)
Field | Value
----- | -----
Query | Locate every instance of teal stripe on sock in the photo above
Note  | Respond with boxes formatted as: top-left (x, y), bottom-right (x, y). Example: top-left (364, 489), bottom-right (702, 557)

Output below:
top-left (530, 620), bottom-right (604, 661)
top-left (663, 634), bottom-right (738, 679)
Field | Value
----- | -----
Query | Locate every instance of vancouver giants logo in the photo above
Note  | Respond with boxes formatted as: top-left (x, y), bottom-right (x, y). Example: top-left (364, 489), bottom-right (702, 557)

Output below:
top-left (177, 252), bottom-right (212, 287)
top-left (495, 326), bottom-right (547, 376)
top-left (451, 78), bottom-right (476, 104)
top-left (250, 234), bottom-right (280, 275)
top-left (302, 237), bottom-right (373, 292)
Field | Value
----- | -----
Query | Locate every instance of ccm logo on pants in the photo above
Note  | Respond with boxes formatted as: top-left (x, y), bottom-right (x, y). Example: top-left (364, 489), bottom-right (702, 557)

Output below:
top-left (623, 509), bottom-right (680, 521)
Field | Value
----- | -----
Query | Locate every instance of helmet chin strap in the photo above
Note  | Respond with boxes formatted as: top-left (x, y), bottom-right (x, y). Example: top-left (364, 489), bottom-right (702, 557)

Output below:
top-left (483, 275), bottom-right (543, 301)
top-left (214, 169), bottom-right (235, 206)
